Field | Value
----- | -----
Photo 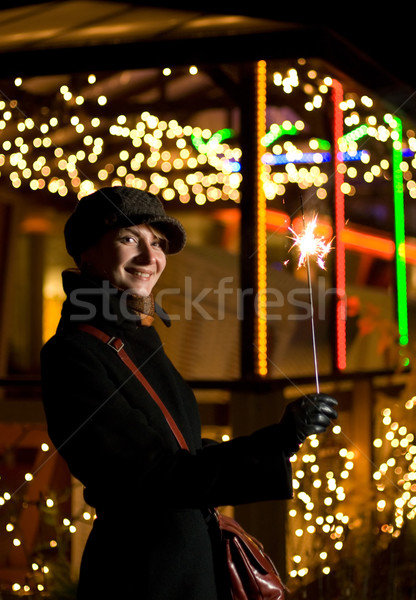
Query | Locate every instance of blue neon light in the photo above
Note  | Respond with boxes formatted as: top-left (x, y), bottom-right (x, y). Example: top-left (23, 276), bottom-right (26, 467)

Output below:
top-left (224, 149), bottom-right (411, 170)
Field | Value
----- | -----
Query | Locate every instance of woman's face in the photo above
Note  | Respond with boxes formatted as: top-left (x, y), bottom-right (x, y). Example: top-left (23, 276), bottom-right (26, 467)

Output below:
top-left (80, 224), bottom-right (167, 296)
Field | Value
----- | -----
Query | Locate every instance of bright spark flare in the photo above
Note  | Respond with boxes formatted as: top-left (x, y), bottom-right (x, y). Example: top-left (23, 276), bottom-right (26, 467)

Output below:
top-left (289, 214), bottom-right (333, 270)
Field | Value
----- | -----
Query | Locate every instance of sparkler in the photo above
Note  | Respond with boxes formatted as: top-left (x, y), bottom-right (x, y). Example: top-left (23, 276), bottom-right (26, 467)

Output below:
top-left (289, 214), bottom-right (333, 271)
top-left (288, 199), bottom-right (333, 392)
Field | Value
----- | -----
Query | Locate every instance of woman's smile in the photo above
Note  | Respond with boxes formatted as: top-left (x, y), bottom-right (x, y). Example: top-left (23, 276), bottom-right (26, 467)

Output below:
top-left (126, 269), bottom-right (153, 279)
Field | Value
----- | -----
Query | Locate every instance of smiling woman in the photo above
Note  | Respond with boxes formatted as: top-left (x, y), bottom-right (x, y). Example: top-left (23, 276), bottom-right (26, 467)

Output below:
top-left (40, 184), bottom-right (337, 600)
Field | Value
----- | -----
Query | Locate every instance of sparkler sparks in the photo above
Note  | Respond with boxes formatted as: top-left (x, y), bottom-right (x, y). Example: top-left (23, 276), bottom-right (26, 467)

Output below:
top-left (289, 214), bottom-right (333, 270)
top-left (286, 207), bottom-right (334, 392)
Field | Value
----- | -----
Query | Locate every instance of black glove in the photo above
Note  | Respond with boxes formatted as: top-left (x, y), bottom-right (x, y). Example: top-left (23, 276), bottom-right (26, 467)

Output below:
top-left (279, 393), bottom-right (338, 454)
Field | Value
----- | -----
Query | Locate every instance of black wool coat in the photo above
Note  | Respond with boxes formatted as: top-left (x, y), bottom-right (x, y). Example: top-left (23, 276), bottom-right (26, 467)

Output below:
top-left (41, 270), bottom-right (293, 600)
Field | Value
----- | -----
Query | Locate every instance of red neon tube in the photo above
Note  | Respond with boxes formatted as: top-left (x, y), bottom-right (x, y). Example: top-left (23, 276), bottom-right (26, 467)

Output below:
top-left (332, 79), bottom-right (347, 370)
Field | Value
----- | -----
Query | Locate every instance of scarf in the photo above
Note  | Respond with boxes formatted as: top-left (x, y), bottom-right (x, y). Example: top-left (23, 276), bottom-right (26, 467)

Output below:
top-left (125, 293), bottom-right (155, 326)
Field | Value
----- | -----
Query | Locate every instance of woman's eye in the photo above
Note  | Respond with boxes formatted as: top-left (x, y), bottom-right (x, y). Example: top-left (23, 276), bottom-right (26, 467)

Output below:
top-left (152, 239), bottom-right (167, 252)
top-left (121, 236), bottom-right (137, 244)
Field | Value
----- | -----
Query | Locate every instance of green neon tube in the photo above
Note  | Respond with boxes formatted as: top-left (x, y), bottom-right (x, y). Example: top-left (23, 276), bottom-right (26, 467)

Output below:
top-left (388, 115), bottom-right (409, 346)
top-left (262, 123), bottom-right (297, 147)
top-left (339, 124), bottom-right (368, 145)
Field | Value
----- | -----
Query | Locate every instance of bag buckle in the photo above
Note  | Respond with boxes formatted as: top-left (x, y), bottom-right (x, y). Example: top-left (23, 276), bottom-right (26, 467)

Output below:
top-left (107, 337), bottom-right (125, 353)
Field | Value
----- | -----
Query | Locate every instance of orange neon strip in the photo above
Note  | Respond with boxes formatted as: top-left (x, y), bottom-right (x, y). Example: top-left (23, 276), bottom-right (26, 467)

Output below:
top-left (215, 208), bottom-right (416, 264)
top-left (265, 210), bottom-right (291, 231)
top-left (342, 230), bottom-right (416, 264)
top-left (256, 60), bottom-right (268, 377)
top-left (405, 242), bottom-right (416, 263)
top-left (341, 229), bottom-right (395, 258)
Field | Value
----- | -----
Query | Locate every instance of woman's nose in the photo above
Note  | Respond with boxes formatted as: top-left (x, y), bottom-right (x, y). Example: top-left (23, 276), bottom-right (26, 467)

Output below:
top-left (136, 241), bottom-right (156, 263)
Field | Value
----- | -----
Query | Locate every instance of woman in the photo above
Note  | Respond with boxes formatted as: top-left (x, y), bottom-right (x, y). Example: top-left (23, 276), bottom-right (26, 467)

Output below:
top-left (41, 186), bottom-right (337, 599)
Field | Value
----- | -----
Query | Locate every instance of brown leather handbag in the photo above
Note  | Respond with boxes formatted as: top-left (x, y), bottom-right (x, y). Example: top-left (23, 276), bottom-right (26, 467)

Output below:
top-left (213, 509), bottom-right (285, 600)
top-left (78, 324), bottom-right (286, 600)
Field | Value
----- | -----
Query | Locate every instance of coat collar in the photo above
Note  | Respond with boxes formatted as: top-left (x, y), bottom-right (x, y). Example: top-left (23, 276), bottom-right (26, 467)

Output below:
top-left (59, 269), bottom-right (171, 329)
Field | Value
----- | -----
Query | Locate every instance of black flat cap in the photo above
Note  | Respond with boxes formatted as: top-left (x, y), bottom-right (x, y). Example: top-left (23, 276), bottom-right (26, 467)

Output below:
top-left (64, 186), bottom-right (186, 264)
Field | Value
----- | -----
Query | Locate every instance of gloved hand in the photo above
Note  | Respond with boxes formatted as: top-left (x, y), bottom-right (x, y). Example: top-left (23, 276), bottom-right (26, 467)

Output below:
top-left (279, 393), bottom-right (338, 454)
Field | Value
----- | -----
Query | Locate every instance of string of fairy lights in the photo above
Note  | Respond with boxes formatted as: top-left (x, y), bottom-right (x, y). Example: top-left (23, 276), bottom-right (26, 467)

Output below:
top-left (373, 394), bottom-right (416, 536)
top-left (287, 386), bottom-right (416, 587)
top-left (287, 426), bottom-right (354, 581)
top-left (1, 59), bottom-right (416, 595)
top-left (4, 63), bottom-right (416, 206)
top-left (1, 69), bottom-right (244, 206)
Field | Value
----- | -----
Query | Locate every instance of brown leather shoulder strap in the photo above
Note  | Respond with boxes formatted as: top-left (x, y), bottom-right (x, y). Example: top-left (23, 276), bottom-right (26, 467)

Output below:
top-left (77, 323), bottom-right (189, 451)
